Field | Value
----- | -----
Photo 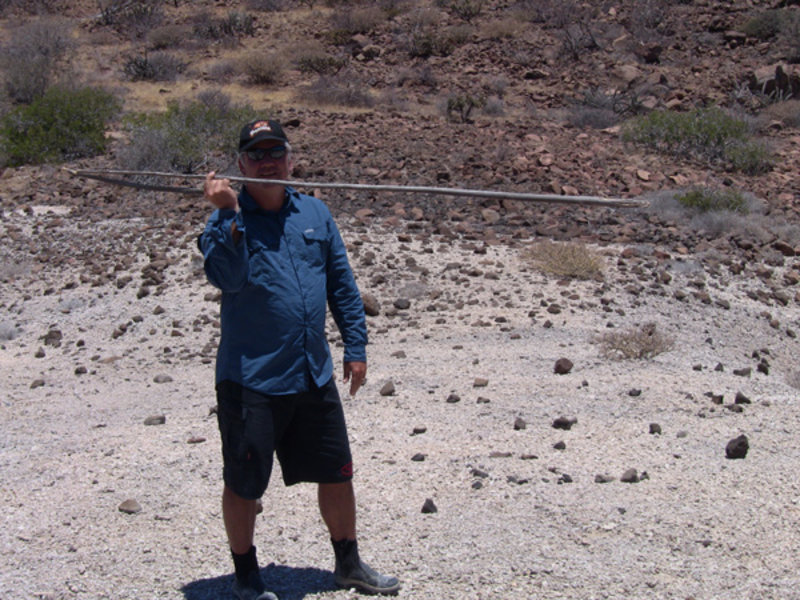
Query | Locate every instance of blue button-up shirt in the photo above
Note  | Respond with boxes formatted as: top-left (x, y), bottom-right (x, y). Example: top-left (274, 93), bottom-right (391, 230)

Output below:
top-left (198, 186), bottom-right (367, 395)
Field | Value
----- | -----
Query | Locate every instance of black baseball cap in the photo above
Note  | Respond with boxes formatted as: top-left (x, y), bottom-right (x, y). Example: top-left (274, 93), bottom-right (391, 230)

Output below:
top-left (238, 119), bottom-right (289, 151)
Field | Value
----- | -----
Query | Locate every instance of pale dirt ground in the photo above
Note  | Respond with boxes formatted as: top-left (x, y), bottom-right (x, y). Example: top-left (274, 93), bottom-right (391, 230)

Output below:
top-left (2, 203), bottom-right (800, 600)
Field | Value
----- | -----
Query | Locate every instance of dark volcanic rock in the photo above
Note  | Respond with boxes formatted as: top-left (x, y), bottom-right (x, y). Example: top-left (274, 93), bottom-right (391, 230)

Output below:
top-left (725, 434), bottom-right (749, 459)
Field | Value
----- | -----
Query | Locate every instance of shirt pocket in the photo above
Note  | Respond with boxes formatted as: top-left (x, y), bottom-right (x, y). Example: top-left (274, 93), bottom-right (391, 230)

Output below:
top-left (300, 226), bottom-right (329, 268)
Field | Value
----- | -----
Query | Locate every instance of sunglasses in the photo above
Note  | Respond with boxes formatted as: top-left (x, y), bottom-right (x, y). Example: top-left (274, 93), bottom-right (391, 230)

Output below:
top-left (244, 145), bottom-right (287, 161)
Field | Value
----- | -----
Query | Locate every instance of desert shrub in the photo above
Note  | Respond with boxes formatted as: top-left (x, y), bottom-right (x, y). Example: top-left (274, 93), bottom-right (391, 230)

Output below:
top-left (328, 6), bottom-right (386, 43)
top-left (97, 0), bottom-right (164, 38)
top-left (120, 94), bottom-right (254, 174)
top-left (123, 51), bottom-right (186, 81)
top-left (482, 96), bottom-right (505, 116)
top-left (406, 26), bottom-right (465, 57)
top-left (561, 22), bottom-right (599, 60)
top-left (595, 322), bottom-right (674, 360)
top-left (522, 240), bottom-right (605, 280)
top-left (238, 52), bottom-right (285, 85)
top-left (0, 0), bottom-right (62, 15)
top-left (1, 17), bottom-right (73, 103)
top-left (739, 9), bottom-right (783, 40)
top-left (514, 0), bottom-right (577, 28)
top-left (0, 85), bottom-right (119, 166)
top-left (148, 24), bottom-right (192, 50)
top-left (449, 0), bottom-right (483, 22)
top-left (480, 18), bottom-right (521, 40)
top-left (194, 11), bottom-right (255, 41)
top-left (244, 0), bottom-right (288, 10)
top-left (568, 87), bottom-right (645, 129)
top-left (445, 93), bottom-right (484, 122)
top-left (622, 107), bottom-right (773, 174)
top-left (291, 43), bottom-right (348, 75)
top-left (677, 188), bottom-right (748, 214)
top-left (206, 59), bottom-right (239, 83)
top-left (303, 75), bottom-right (374, 108)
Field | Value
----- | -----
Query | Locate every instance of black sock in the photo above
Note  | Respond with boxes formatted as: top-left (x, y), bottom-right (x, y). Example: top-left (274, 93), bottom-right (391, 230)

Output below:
top-left (231, 545), bottom-right (259, 582)
top-left (332, 538), bottom-right (360, 570)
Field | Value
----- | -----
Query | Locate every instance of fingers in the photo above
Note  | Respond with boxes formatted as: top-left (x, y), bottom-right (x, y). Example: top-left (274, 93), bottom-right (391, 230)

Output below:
top-left (204, 171), bottom-right (237, 210)
top-left (344, 361), bottom-right (367, 396)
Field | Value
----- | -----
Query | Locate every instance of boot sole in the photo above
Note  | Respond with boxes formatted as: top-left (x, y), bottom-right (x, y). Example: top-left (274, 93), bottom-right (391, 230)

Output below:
top-left (335, 575), bottom-right (401, 595)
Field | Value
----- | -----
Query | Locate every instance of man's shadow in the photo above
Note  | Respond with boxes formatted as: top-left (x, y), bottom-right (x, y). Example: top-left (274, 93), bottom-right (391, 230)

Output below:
top-left (181, 563), bottom-right (336, 600)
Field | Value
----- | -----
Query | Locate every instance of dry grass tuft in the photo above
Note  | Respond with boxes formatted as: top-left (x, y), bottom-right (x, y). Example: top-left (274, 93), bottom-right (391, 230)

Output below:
top-left (522, 240), bottom-right (605, 280)
top-left (594, 322), bottom-right (674, 360)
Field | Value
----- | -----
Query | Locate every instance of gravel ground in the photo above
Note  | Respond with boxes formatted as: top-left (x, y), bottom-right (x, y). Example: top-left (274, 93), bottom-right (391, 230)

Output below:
top-left (2, 204), bottom-right (800, 600)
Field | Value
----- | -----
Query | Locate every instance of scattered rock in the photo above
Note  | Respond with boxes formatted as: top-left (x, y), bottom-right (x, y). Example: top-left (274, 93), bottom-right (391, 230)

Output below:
top-left (595, 474), bottom-right (615, 483)
top-left (411, 453), bottom-right (426, 462)
top-left (552, 416), bottom-right (577, 430)
top-left (621, 468), bottom-right (639, 483)
top-left (421, 498), bottom-right (438, 514)
top-left (118, 499), bottom-right (142, 514)
top-left (513, 417), bottom-right (527, 430)
top-left (649, 423), bottom-right (662, 435)
top-left (362, 292), bottom-right (380, 316)
top-left (473, 377), bottom-right (489, 387)
top-left (379, 380), bottom-right (396, 396)
top-left (144, 414), bottom-right (166, 426)
top-left (446, 393), bottom-right (461, 403)
top-left (554, 358), bottom-right (573, 375)
top-left (725, 434), bottom-right (749, 459)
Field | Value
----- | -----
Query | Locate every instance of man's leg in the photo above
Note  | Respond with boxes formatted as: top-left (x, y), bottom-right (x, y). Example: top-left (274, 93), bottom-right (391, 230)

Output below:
top-left (319, 481), bottom-right (400, 595)
top-left (318, 481), bottom-right (356, 541)
top-left (223, 484), bottom-right (259, 554)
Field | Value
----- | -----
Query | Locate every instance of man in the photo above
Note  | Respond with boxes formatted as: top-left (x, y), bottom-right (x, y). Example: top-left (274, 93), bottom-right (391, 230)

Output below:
top-left (198, 119), bottom-right (400, 600)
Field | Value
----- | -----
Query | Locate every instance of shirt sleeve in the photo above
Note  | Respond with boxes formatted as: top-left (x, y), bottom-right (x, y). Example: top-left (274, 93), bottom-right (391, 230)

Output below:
top-left (198, 208), bottom-right (249, 292)
top-left (325, 216), bottom-right (368, 363)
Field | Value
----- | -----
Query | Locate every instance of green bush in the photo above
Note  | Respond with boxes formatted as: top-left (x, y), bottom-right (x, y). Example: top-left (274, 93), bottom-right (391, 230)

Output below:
top-left (120, 94), bottom-right (254, 174)
top-left (677, 188), bottom-right (748, 214)
top-left (739, 10), bottom-right (783, 40)
top-left (622, 107), bottom-right (773, 174)
top-left (0, 86), bottom-right (119, 166)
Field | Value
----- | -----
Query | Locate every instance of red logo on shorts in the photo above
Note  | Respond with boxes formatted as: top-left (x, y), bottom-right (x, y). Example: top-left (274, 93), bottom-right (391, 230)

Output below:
top-left (340, 462), bottom-right (353, 477)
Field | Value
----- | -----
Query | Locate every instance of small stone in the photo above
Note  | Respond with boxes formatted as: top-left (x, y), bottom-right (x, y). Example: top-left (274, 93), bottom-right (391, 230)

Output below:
top-left (725, 434), bottom-right (749, 459)
top-left (471, 468), bottom-right (489, 478)
top-left (595, 474), bottom-right (615, 483)
top-left (553, 440), bottom-right (566, 450)
top-left (421, 498), bottom-right (438, 514)
top-left (393, 298), bottom-right (411, 310)
top-left (153, 374), bottom-right (173, 384)
top-left (552, 416), bottom-right (577, 430)
top-left (620, 468), bottom-right (639, 483)
top-left (118, 499), bottom-right (142, 514)
top-left (379, 380), bottom-right (396, 396)
top-left (554, 358), bottom-right (573, 374)
top-left (411, 453), bottom-right (426, 462)
top-left (144, 414), bottom-right (166, 426)
top-left (74, 366), bottom-right (87, 375)
top-left (446, 393), bottom-right (461, 403)
top-left (557, 473), bottom-right (573, 484)
top-left (513, 417), bottom-right (527, 430)
top-left (34, 347), bottom-right (45, 358)
top-left (361, 292), bottom-right (381, 317)
top-left (733, 367), bottom-right (752, 377)
top-left (649, 423), bottom-right (662, 435)
top-left (473, 377), bottom-right (489, 388)
top-left (187, 436), bottom-right (206, 444)
top-left (628, 388), bottom-right (642, 397)
top-left (30, 379), bottom-right (45, 389)
top-left (411, 426), bottom-right (427, 435)
top-left (734, 391), bottom-right (751, 404)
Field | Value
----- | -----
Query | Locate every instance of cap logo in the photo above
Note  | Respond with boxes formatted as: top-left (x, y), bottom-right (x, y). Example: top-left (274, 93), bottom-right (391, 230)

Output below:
top-left (249, 121), bottom-right (272, 138)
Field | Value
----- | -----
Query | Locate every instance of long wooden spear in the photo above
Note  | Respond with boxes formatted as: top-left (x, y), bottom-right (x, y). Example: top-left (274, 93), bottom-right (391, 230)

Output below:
top-left (65, 168), bottom-right (646, 208)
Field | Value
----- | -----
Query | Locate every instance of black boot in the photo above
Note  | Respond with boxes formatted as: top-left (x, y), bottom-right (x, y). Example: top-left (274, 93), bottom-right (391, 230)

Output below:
top-left (332, 538), bottom-right (400, 595)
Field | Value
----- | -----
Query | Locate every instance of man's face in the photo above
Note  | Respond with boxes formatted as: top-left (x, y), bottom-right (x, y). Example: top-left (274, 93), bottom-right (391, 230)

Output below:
top-left (238, 140), bottom-right (292, 182)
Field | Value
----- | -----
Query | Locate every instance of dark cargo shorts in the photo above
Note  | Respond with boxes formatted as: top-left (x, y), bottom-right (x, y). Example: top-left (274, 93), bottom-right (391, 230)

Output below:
top-left (216, 378), bottom-right (353, 500)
